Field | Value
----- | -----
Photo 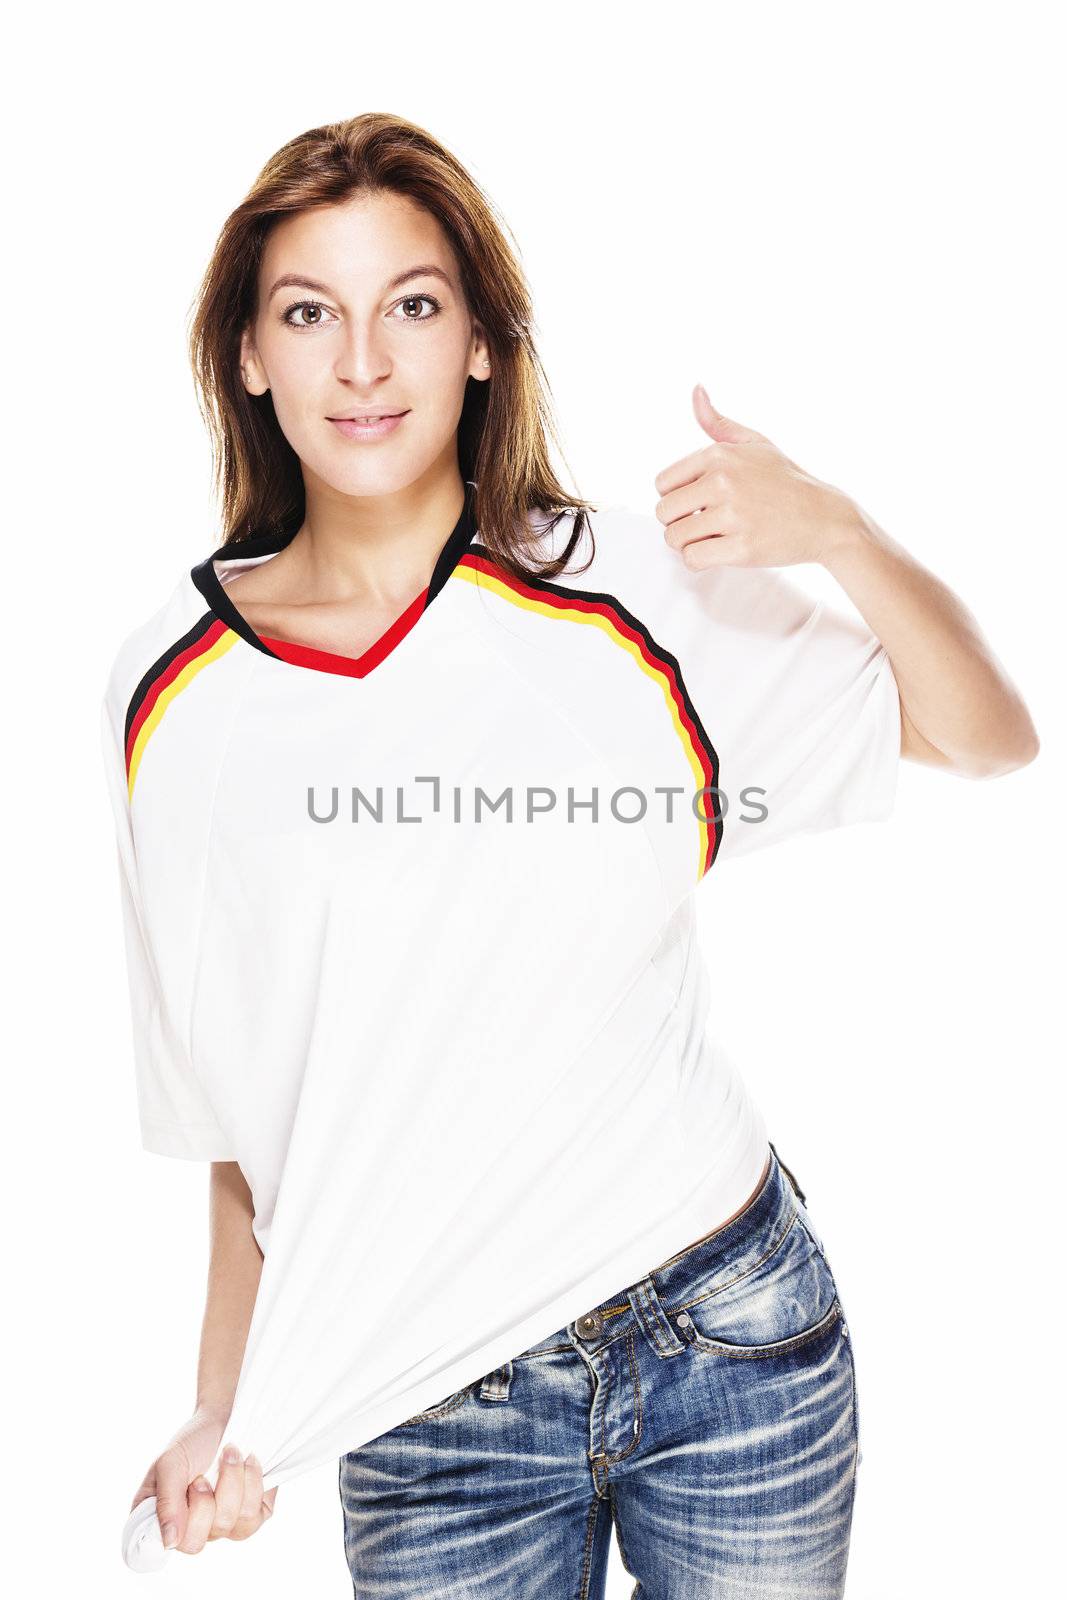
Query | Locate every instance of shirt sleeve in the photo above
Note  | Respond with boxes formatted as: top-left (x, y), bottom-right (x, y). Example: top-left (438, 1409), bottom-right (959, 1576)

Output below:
top-left (99, 692), bottom-right (236, 1161)
top-left (648, 554), bottom-right (902, 868)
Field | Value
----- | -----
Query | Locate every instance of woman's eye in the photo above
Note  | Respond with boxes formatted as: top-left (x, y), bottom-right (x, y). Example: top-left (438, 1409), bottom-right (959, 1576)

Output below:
top-left (278, 294), bottom-right (441, 331)
top-left (280, 299), bottom-right (337, 330)
top-left (391, 295), bottom-right (441, 324)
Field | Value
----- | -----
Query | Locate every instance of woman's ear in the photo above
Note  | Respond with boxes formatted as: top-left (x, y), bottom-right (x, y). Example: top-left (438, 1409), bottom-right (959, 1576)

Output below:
top-left (469, 325), bottom-right (492, 383)
top-left (239, 328), bottom-right (268, 396)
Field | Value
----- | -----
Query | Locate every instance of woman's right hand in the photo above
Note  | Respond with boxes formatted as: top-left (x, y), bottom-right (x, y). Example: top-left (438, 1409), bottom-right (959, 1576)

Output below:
top-left (129, 1404), bottom-right (278, 1555)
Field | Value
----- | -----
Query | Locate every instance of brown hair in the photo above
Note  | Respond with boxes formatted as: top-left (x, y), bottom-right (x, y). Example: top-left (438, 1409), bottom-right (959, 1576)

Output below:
top-left (187, 111), bottom-right (595, 581)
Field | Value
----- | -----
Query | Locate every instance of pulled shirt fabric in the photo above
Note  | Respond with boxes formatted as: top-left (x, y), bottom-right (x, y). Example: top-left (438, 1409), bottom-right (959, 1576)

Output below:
top-left (100, 483), bottom-right (900, 1494)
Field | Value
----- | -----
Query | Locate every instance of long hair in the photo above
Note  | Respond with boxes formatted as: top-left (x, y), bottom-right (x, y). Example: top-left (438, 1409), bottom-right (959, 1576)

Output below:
top-left (187, 111), bottom-right (595, 580)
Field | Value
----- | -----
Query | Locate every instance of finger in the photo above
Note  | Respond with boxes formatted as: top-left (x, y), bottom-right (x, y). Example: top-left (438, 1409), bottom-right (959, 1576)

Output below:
top-left (692, 387), bottom-right (767, 446)
top-left (654, 442), bottom-right (725, 498)
top-left (655, 476), bottom-right (728, 530)
top-left (210, 1442), bottom-right (247, 1538)
top-left (180, 1474), bottom-right (217, 1555)
top-left (152, 1446), bottom-right (192, 1551)
top-left (678, 531), bottom-right (743, 568)
top-left (663, 506), bottom-right (737, 552)
top-left (226, 1452), bottom-right (269, 1538)
top-left (128, 1467), bottom-right (155, 1518)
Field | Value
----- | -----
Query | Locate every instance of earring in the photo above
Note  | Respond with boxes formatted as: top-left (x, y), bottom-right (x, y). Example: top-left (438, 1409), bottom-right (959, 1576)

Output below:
top-left (482, 359), bottom-right (490, 368)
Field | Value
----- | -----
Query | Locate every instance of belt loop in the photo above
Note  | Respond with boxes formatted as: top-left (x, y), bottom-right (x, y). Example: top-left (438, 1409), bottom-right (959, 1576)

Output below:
top-left (479, 1360), bottom-right (514, 1402)
top-left (626, 1278), bottom-right (688, 1359)
top-left (769, 1141), bottom-right (807, 1204)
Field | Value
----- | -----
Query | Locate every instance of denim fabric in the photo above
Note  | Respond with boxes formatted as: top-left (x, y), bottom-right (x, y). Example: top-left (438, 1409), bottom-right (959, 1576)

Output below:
top-left (339, 1143), bottom-right (860, 1598)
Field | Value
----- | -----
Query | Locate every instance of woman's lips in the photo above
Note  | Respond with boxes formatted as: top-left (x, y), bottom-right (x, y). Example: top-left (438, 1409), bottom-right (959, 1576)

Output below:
top-left (328, 412), bottom-right (408, 440)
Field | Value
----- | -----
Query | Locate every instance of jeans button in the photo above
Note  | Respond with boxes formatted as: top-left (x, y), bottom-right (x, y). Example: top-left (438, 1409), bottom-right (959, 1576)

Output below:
top-left (576, 1311), bottom-right (602, 1340)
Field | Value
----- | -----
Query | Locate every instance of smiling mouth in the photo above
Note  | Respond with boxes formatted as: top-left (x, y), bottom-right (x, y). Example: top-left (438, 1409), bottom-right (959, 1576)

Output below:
top-left (329, 411), bottom-right (408, 422)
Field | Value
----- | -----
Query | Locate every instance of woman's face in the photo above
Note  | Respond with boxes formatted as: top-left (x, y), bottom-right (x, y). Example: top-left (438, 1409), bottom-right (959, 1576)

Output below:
top-left (240, 190), bottom-right (489, 498)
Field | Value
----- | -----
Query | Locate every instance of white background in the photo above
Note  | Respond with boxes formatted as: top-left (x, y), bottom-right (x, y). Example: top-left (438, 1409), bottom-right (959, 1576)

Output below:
top-left (5, 2), bottom-right (1063, 1594)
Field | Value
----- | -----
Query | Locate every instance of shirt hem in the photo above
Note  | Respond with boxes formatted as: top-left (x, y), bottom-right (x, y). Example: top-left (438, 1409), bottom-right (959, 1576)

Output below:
top-left (237, 1122), bottom-right (773, 1493)
top-left (140, 1118), bottom-right (237, 1161)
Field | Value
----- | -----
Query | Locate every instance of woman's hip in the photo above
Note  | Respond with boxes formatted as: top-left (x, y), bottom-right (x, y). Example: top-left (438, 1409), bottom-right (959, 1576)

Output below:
top-left (340, 1142), bottom-right (860, 1594)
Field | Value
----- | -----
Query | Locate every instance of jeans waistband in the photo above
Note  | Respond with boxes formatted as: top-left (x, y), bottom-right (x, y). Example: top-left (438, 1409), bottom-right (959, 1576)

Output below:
top-left (493, 1141), bottom-right (805, 1380)
top-left (647, 1141), bottom-right (797, 1312)
top-left (442, 1143), bottom-right (821, 1474)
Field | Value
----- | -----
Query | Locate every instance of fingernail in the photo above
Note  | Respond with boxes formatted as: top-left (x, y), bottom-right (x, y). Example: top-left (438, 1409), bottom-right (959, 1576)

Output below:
top-left (245, 1452), bottom-right (260, 1470)
top-left (193, 1476), bottom-right (212, 1493)
top-left (161, 1522), bottom-right (178, 1548)
top-left (222, 1443), bottom-right (241, 1463)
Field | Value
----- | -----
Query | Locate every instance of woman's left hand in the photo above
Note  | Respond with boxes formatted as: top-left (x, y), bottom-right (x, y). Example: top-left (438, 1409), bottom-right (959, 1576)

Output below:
top-left (653, 387), bottom-right (858, 570)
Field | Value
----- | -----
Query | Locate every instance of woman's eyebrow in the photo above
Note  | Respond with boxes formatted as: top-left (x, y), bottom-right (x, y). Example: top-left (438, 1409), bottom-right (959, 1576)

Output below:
top-left (267, 265), bottom-right (454, 299)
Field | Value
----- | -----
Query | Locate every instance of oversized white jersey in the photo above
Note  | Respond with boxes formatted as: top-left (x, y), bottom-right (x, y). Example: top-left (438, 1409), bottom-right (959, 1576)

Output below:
top-left (99, 484), bottom-right (900, 1493)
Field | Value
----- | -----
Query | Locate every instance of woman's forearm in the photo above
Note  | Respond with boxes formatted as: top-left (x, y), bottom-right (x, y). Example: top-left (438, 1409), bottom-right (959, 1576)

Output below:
top-left (195, 1161), bottom-right (263, 1419)
top-left (820, 500), bottom-right (1040, 776)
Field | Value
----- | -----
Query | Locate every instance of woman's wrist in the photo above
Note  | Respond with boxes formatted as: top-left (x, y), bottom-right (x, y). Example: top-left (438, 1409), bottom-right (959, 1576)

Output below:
top-left (193, 1395), bottom-right (234, 1426)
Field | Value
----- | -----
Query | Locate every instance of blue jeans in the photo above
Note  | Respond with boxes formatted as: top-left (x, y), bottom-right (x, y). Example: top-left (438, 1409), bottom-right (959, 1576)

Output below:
top-left (339, 1143), bottom-right (860, 1598)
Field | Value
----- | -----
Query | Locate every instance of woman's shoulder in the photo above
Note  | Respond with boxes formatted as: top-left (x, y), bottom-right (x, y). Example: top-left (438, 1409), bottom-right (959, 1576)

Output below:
top-left (100, 557), bottom-right (216, 727)
top-left (522, 500), bottom-right (662, 582)
top-left (536, 499), bottom-right (701, 604)
top-left (536, 500), bottom-right (827, 649)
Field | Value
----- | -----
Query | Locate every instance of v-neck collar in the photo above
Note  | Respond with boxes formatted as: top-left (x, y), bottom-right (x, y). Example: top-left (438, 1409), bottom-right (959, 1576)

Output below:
top-left (190, 480), bottom-right (480, 680)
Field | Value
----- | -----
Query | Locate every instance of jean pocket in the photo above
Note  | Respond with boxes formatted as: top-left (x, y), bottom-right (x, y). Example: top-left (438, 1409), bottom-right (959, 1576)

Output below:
top-left (394, 1380), bottom-right (477, 1427)
top-left (671, 1208), bottom-right (842, 1359)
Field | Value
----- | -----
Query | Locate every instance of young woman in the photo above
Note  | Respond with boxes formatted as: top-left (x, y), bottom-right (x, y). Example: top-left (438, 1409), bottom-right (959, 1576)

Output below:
top-left (107, 113), bottom-right (1038, 1592)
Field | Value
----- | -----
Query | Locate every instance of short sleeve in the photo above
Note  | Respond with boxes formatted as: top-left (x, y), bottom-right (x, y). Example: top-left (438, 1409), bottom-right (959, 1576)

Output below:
top-left (634, 550), bottom-right (901, 867)
top-left (99, 693), bottom-right (236, 1160)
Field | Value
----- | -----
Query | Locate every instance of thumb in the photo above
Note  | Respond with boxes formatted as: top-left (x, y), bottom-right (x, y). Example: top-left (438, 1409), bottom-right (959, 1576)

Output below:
top-left (692, 385), bottom-right (764, 444)
top-left (153, 1451), bottom-right (195, 1549)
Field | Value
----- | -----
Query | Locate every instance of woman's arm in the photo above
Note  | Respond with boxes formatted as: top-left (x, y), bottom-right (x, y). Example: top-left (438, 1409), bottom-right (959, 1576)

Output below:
top-left (654, 388), bottom-right (1040, 780)
top-left (129, 1161), bottom-right (273, 1554)
top-left (196, 1161), bottom-right (263, 1419)
top-left (818, 503), bottom-right (1039, 778)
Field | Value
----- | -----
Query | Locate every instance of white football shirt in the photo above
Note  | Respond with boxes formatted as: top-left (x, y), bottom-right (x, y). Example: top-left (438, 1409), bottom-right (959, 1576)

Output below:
top-left (100, 482), bottom-right (900, 1492)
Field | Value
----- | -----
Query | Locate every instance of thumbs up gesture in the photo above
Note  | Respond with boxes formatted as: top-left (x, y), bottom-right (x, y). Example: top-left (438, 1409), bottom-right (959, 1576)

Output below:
top-left (653, 387), bottom-right (859, 569)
